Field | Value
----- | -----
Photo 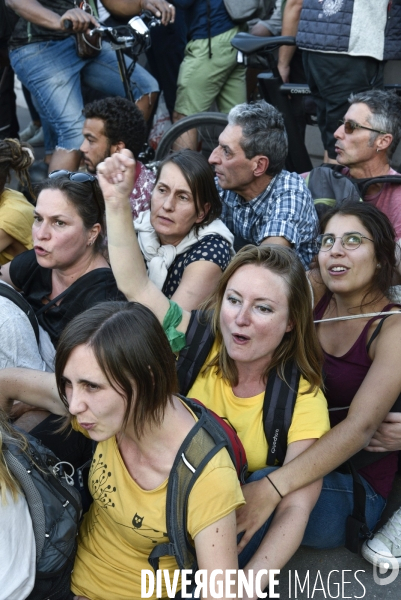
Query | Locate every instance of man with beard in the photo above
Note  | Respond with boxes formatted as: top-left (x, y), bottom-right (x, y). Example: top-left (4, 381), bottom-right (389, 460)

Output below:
top-left (81, 96), bottom-right (155, 220)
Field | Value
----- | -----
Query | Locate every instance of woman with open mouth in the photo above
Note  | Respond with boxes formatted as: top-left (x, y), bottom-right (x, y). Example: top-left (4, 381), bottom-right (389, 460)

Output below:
top-left (0, 169), bottom-right (125, 369)
top-left (236, 202), bottom-right (401, 562)
top-left (93, 149), bottom-right (331, 597)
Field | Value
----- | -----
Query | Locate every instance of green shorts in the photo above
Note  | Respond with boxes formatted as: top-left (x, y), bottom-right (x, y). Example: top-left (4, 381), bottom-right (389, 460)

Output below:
top-left (174, 26), bottom-right (246, 116)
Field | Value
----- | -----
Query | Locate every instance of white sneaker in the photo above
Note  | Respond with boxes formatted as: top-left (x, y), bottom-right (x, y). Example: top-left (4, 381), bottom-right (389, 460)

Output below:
top-left (20, 121), bottom-right (40, 142)
top-left (362, 507), bottom-right (401, 567)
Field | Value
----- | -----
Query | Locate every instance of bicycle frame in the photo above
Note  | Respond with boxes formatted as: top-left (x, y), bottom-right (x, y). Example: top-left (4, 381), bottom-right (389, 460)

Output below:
top-left (232, 33), bottom-right (313, 173)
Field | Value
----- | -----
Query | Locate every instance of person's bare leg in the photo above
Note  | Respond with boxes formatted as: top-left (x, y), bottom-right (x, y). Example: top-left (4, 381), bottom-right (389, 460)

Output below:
top-left (172, 111), bottom-right (198, 151)
top-left (136, 92), bottom-right (159, 122)
top-left (49, 148), bottom-right (81, 172)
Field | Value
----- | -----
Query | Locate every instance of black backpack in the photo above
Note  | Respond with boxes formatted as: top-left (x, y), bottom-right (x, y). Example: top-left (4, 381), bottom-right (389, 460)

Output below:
top-left (304, 165), bottom-right (362, 220)
top-left (4, 430), bottom-right (82, 600)
top-left (306, 164), bottom-right (401, 220)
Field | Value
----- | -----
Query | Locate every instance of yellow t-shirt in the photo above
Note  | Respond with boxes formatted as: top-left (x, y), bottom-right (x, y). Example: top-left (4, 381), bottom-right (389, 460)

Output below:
top-left (71, 403), bottom-right (245, 600)
top-left (0, 188), bottom-right (34, 264)
top-left (188, 340), bottom-right (330, 473)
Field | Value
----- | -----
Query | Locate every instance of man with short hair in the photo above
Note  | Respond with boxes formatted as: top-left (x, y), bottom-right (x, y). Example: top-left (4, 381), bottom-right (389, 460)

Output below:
top-left (333, 89), bottom-right (401, 242)
top-left (81, 96), bottom-right (155, 220)
top-left (208, 100), bottom-right (318, 269)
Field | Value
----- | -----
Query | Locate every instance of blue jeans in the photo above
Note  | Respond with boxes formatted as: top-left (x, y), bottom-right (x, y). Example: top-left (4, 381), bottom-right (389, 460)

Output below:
top-left (238, 467), bottom-right (386, 568)
top-left (10, 37), bottom-right (159, 152)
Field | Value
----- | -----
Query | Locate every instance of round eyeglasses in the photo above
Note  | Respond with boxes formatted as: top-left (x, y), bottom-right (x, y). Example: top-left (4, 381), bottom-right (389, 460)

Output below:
top-left (316, 232), bottom-right (374, 252)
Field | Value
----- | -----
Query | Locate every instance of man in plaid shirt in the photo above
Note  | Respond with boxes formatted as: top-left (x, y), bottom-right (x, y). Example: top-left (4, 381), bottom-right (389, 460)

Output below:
top-left (209, 100), bottom-right (318, 269)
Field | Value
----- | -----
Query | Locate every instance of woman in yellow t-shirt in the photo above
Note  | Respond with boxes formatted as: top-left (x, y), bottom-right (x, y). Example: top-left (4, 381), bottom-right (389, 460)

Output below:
top-left (97, 151), bottom-right (330, 596)
top-left (0, 139), bottom-right (35, 264)
top-left (0, 301), bottom-right (243, 600)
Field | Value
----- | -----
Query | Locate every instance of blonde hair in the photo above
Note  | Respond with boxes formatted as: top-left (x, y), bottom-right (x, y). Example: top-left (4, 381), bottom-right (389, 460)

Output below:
top-left (0, 409), bottom-right (28, 504)
top-left (203, 245), bottom-right (323, 392)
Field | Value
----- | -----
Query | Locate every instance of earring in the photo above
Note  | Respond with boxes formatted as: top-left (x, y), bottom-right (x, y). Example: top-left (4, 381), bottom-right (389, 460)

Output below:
top-left (376, 148), bottom-right (381, 153)
top-left (377, 263), bottom-right (381, 268)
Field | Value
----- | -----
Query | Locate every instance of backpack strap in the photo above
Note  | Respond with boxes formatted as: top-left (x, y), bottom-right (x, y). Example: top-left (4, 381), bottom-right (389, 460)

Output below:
top-left (355, 175), bottom-right (401, 199)
top-left (176, 310), bottom-right (215, 395)
top-left (148, 400), bottom-right (226, 572)
top-left (345, 461), bottom-right (374, 553)
top-left (0, 283), bottom-right (40, 344)
top-left (264, 360), bottom-right (300, 466)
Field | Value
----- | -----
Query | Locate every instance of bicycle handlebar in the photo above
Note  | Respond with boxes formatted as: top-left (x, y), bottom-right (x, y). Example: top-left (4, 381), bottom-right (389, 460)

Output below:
top-left (62, 11), bottom-right (161, 49)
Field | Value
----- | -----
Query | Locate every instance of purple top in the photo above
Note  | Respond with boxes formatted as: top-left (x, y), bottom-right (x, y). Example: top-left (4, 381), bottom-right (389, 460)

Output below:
top-left (314, 292), bottom-right (399, 498)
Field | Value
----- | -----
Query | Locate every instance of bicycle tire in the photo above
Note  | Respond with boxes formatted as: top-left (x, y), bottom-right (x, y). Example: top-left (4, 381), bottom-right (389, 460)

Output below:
top-left (155, 112), bottom-right (228, 161)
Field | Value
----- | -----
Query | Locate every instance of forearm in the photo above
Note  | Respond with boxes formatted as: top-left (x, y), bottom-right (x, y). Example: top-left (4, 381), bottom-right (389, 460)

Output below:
top-left (6, 0), bottom-right (62, 30)
top-left (244, 500), bottom-right (317, 597)
top-left (241, 468), bottom-right (322, 600)
top-left (0, 368), bottom-right (64, 415)
top-left (277, 0), bottom-right (302, 74)
top-left (102, 0), bottom-right (141, 18)
top-left (271, 416), bottom-right (374, 496)
top-left (106, 199), bottom-right (150, 299)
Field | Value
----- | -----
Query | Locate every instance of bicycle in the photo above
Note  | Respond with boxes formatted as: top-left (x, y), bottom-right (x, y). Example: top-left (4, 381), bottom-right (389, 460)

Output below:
top-left (64, 11), bottom-right (161, 104)
top-left (157, 33), bottom-right (401, 172)
top-left (63, 11), bottom-right (162, 164)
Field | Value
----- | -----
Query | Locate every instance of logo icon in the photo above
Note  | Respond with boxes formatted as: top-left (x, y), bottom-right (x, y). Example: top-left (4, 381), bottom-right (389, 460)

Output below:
top-left (372, 557), bottom-right (399, 586)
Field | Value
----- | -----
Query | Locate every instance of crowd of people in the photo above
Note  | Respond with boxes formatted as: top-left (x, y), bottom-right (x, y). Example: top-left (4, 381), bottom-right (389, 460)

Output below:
top-left (1, 0), bottom-right (401, 599)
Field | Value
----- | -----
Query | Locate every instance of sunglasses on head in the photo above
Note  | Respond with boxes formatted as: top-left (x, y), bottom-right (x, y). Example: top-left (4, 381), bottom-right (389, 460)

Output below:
top-left (49, 170), bottom-right (97, 183)
top-left (338, 119), bottom-right (388, 136)
top-left (48, 170), bottom-right (104, 219)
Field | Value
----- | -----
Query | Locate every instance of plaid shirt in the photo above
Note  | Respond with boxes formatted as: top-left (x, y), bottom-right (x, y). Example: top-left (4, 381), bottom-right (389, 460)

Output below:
top-left (217, 170), bottom-right (318, 269)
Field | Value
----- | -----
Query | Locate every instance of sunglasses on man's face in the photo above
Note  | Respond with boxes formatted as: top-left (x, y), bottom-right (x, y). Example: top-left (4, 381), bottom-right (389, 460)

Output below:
top-left (338, 119), bottom-right (388, 136)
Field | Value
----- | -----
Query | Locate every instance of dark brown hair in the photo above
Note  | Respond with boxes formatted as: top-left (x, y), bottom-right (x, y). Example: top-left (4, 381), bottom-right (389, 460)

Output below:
top-left (36, 175), bottom-right (105, 252)
top-left (55, 302), bottom-right (178, 436)
top-left (318, 202), bottom-right (397, 305)
top-left (203, 245), bottom-right (323, 392)
top-left (82, 96), bottom-right (146, 160)
top-left (0, 138), bottom-right (34, 199)
top-left (155, 150), bottom-right (222, 234)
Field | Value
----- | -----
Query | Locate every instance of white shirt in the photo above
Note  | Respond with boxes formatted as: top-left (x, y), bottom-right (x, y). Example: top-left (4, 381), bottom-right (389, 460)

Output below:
top-left (0, 489), bottom-right (36, 599)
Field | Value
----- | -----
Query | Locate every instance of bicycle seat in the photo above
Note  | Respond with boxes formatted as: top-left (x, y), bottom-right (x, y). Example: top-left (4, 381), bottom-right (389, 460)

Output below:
top-left (230, 33), bottom-right (296, 54)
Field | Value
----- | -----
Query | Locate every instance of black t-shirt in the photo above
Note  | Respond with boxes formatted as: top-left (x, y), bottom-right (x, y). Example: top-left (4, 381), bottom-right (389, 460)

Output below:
top-left (10, 249), bottom-right (126, 346)
top-left (9, 0), bottom-right (81, 49)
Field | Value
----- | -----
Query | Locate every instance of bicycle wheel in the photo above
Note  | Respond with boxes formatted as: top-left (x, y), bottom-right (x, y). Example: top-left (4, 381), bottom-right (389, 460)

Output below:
top-left (155, 112), bottom-right (228, 161)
